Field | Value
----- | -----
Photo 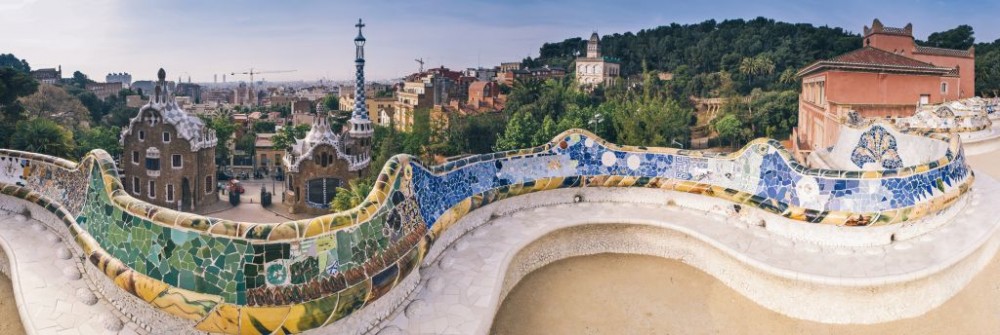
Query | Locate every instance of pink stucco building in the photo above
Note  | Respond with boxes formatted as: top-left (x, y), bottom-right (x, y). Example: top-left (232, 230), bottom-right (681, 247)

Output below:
top-left (795, 19), bottom-right (975, 151)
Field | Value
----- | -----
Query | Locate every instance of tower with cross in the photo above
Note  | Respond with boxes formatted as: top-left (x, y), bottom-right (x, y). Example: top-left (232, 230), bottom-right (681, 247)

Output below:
top-left (346, 18), bottom-right (373, 170)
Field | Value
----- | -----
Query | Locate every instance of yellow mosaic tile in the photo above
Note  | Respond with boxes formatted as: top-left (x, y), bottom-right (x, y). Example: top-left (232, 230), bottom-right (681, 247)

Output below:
top-left (279, 293), bottom-right (340, 333)
top-left (150, 287), bottom-right (223, 321)
top-left (239, 305), bottom-right (291, 335)
top-left (194, 303), bottom-right (241, 334)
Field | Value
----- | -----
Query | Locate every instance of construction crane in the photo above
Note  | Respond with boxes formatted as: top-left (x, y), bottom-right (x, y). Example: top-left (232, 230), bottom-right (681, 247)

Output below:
top-left (415, 58), bottom-right (424, 73)
top-left (229, 68), bottom-right (297, 86)
top-left (228, 68), bottom-right (296, 106)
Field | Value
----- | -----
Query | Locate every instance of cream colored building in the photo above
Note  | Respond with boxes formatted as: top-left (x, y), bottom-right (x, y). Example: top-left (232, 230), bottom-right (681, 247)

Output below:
top-left (394, 81), bottom-right (433, 131)
top-left (339, 94), bottom-right (393, 122)
top-left (575, 32), bottom-right (620, 87)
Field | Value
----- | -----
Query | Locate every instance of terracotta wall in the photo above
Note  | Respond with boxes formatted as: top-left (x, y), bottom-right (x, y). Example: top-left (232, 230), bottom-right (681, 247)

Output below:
top-left (911, 53), bottom-right (975, 97)
top-left (825, 71), bottom-right (960, 106)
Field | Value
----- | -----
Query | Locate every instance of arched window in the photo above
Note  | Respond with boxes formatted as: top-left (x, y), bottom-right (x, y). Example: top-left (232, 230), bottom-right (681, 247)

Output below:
top-left (941, 82), bottom-right (949, 94)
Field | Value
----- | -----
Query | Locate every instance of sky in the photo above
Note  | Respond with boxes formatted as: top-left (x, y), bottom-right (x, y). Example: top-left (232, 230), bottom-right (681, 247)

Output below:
top-left (2, 0), bottom-right (999, 83)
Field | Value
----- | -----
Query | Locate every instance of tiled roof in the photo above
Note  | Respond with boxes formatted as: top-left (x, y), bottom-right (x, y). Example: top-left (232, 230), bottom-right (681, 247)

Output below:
top-left (829, 47), bottom-right (936, 68)
top-left (798, 47), bottom-right (956, 77)
top-left (914, 45), bottom-right (973, 58)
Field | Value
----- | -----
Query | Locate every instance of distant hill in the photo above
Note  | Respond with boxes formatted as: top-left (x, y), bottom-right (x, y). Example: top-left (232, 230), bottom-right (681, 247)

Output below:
top-left (524, 17), bottom-right (1000, 96)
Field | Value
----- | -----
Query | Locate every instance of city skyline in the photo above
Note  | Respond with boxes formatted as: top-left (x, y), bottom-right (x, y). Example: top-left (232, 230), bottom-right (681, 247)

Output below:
top-left (3, 0), bottom-right (999, 82)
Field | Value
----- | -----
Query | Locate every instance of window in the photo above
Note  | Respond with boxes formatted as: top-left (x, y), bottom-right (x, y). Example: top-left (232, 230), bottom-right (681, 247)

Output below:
top-left (131, 151), bottom-right (139, 164)
top-left (145, 147), bottom-right (161, 176)
top-left (941, 82), bottom-right (949, 94)
top-left (163, 132), bottom-right (171, 143)
top-left (920, 94), bottom-right (931, 105)
top-left (138, 130), bottom-right (145, 141)
top-left (132, 176), bottom-right (140, 194)
top-left (148, 180), bottom-right (156, 198)
top-left (166, 184), bottom-right (174, 202)
top-left (146, 157), bottom-right (160, 171)
top-left (205, 176), bottom-right (213, 193)
top-left (172, 154), bottom-right (182, 168)
top-left (306, 178), bottom-right (341, 207)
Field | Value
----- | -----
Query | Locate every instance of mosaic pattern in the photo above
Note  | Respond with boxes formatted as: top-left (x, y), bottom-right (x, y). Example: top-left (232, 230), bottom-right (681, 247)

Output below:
top-left (851, 125), bottom-right (903, 169)
top-left (0, 124), bottom-right (975, 334)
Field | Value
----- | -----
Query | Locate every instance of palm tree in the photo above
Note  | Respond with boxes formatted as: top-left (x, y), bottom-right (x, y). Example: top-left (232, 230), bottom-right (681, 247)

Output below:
top-left (11, 118), bottom-right (75, 158)
top-left (779, 68), bottom-right (797, 85)
top-left (330, 179), bottom-right (373, 212)
top-left (738, 55), bottom-right (775, 135)
top-left (739, 55), bottom-right (775, 88)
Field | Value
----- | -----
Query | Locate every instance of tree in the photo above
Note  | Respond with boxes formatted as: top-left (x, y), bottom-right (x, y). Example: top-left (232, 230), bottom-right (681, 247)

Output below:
top-left (924, 25), bottom-right (975, 50)
top-left (105, 106), bottom-right (139, 128)
top-left (778, 68), bottom-right (797, 86)
top-left (19, 84), bottom-right (91, 131)
top-left (739, 55), bottom-right (775, 89)
top-left (0, 54), bottom-right (30, 73)
top-left (528, 17), bottom-right (863, 95)
top-left (977, 48), bottom-right (1000, 96)
top-left (271, 124), bottom-right (310, 151)
top-left (70, 71), bottom-right (93, 88)
top-left (494, 110), bottom-right (541, 151)
top-left (270, 104), bottom-right (291, 118)
top-left (367, 124), bottom-right (402, 184)
top-left (0, 67), bottom-right (39, 145)
top-left (74, 90), bottom-right (108, 123)
top-left (533, 114), bottom-right (560, 145)
top-left (714, 114), bottom-right (743, 148)
top-left (611, 96), bottom-right (693, 147)
top-left (441, 113), bottom-right (506, 155)
top-left (330, 179), bottom-right (373, 212)
top-left (402, 108), bottom-right (431, 156)
top-left (322, 94), bottom-right (340, 111)
top-left (253, 121), bottom-right (276, 133)
top-left (11, 118), bottom-right (75, 158)
top-left (202, 115), bottom-right (237, 167)
top-left (75, 126), bottom-right (122, 158)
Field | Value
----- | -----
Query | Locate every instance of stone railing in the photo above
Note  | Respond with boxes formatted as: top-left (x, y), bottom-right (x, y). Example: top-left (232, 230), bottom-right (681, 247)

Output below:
top-left (0, 127), bottom-right (973, 334)
top-left (891, 113), bottom-right (992, 134)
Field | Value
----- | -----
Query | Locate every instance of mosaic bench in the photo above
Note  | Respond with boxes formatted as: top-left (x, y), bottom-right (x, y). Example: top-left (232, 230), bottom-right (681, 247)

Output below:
top-left (0, 125), bottom-right (973, 334)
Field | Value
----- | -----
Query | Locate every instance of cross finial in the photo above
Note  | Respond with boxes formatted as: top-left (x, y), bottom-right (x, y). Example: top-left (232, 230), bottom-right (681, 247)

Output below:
top-left (356, 18), bottom-right (365, 32)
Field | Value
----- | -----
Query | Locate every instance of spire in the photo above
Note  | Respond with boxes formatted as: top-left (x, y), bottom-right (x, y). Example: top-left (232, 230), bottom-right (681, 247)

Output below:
top-left (155, 68), bottom-right (166, 103)
top-left (349, 19), bottom-right (374, 140)
top-left (352, 18), bottom-right (369, 121)
top-left (587, 31), bottom-right (601, 58)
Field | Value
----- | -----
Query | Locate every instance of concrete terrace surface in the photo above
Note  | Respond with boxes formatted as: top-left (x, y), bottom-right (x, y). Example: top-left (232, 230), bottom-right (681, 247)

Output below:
top-left (493, 253), bottom-right (1000, 335)
top-left (0, 274), bottom-right (26, 335)
top-left (492, 151), bottom-right (1000, 335)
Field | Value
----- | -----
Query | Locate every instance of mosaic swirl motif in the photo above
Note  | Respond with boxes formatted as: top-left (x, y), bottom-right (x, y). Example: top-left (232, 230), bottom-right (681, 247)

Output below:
top-left (851, 125), bottom-right (903, 169)
top-left (0, 126), bottom-right (973, 334)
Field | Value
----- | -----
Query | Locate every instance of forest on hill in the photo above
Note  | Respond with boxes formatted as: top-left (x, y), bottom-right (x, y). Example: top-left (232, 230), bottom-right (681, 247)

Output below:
top-left (524, 17), bottom-right (1000, 97)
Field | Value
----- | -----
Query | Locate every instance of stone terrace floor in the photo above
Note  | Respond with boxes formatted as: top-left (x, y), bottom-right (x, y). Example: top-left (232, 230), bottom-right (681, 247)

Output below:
top-left (380, 173), bottom-right (1000, 334)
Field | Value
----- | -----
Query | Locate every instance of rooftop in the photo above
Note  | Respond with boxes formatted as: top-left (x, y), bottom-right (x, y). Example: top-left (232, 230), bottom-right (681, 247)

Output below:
top-left (914, 45), bottom-right (974, 58)
top-left (798, 47), bottom-right (956, 77)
